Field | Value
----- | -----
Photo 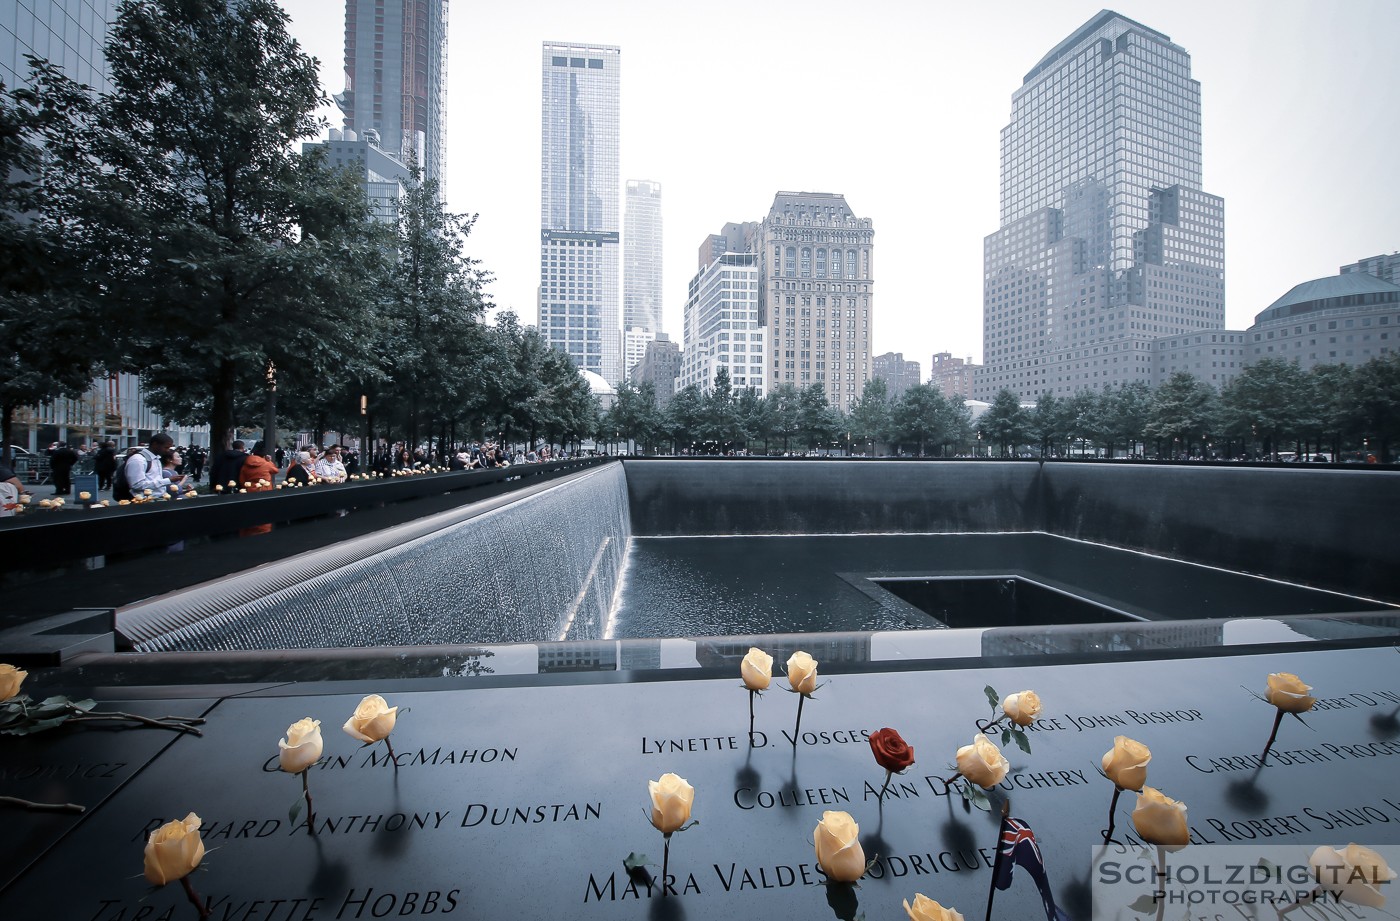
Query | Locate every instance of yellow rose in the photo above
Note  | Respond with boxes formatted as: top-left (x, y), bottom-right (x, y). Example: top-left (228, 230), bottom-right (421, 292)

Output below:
top-left (143, 813), bottom-right (205, 885)
top-left (1265, 672), bottom-right (1316, 713)
top-left (741, 647), bottom-right (773, 691)
top-left (648, 773), bottom-right (694, 834)
top-left (904, 894), bottom-right (965, 921)
top-left (955, 733), bottom-right (1009, 788)
top-left (1310, 843), bottom-right (1397, 908)
top-left (278, 718), bottom-right (323, 774)
top-left (787, 651), bottom-right (818, 694)
top-left (1102, 736), bottom-right (1151, 791)
top-left (1132, 786), bottom-right (1189, 848)
top-left (0, 663), bottom-right (27, 701)
top-left (1001, 690), bottom-right (1042, 726)
top-left (814, 810), bottom-right (866, 882)
top-left (343, 694), bottom-right (398, 743)
top-left (78, 491), bottom-right (91, 500)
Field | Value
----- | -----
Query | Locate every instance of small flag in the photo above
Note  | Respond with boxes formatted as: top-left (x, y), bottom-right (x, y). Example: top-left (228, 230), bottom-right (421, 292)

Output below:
top-left (993, 815), bottom-right (1070, 921)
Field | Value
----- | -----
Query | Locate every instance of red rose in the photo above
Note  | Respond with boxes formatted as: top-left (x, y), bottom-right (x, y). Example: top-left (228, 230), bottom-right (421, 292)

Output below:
top-left (869, 727), bottom-right (915, 772)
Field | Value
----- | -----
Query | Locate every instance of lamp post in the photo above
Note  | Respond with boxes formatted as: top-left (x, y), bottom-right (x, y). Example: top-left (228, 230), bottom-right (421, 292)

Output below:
top-left (262, 360), bottom-right (277, 456)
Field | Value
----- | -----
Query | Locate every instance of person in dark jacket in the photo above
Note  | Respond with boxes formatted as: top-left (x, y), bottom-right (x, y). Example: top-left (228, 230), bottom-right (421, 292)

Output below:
top-left (209, 440), bottom-right (249, 491)
top-left (93, 441), bottom-right (118, 491)
top-left (49, 442), bottom-right (80, 496)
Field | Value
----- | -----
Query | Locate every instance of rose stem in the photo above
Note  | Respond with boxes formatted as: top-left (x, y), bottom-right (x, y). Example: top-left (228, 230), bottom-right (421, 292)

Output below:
top-left (301, 771), bottom-right (316, 836)
top-left (939, 772), bottom-right (960, 792)
top-left (793, 694), bottom-right (806, 748)
top-left (662, 833), bottom-right (671, 897)
top-left (181, 876), bottom-right (211, 921)
top-left (748, 689), bottom-right (756, 746)
top-left (64, 711), bottom-right (205, 736)
top-left (0, 795), bottom-right (85, 814)
top-left (880, 769), bottom-right (892, 801)
top-left (977, 716), bottom-right (1002, 735)
top-left (1154, 846), bottom-right (1167, 921)
top-left (384, 736), bottom-right (397, 769)
top-left (1102, 786), bottom-right (1124, 843)
top-left (1259, 709), bottom-right (1285, 764)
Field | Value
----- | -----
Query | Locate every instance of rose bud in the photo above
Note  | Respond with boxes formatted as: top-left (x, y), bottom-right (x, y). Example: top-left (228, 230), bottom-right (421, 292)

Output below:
top-left (278, 718), bottom-right (323, 774)
top-left (787, 650), bottom-right (819, 694)
top-left (78, 491), bottom-right (91, 500)
top-left (648, 772), bottom-right (694, 834)
top-left (1001, 690), bottom-right (1042, 726)
top-left (343, 694), bottom-right (398, 743)
top-left (814, 810), bottom-right (866, 883)
top-left (1309, 843), bottom-right (1397, 908)
top-left (1265, 672), bottom-right (1316, 713)
top-left (904, 894), bottom-right (965, 921)
top-left (1102, 735), bottom-right (1151, 791)
top-left (869, 727), bottom-right (915, 773)
top-left (1132, 786), bottom-right (1189, 848)
top-left (741, 647), bottom-right (773, 691)
top-left (0, 663), bottom-right (27, 701)
top-left (143, 812), bottom-right (205, 886)
top-left (955, 733), bottom-right (1009, 788)
top-left (214, 485), bottom-right (223, 493)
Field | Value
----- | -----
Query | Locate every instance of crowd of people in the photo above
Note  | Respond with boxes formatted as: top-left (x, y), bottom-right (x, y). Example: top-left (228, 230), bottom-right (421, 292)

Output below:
top-left (0, 435), bottom-right (575, 514)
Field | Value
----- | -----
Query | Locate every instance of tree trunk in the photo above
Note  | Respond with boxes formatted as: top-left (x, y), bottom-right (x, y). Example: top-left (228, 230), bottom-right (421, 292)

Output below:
top-left (210, 357), bottom-right (238, 452)
top-left (1, 401), bottom-right (14, 466)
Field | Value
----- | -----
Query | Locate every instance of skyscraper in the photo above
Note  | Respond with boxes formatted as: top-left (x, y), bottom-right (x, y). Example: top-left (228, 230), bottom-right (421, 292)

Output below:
top-left (539, 42), bottom-right (622, 384)
top-left (979, 10), bottom-right (1225, 399)
top-left (681, 249), bottom-right (765, 397)
top-left (755, 192), bottom-right (874, 413)
top-left (335, 0), bottom-right (448, 188)
top-left (623, 180), bottom-right (663, 378)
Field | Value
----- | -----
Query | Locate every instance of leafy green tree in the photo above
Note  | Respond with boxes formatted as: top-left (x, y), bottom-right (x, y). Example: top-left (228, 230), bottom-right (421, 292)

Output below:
top-left (1304, 363), bottom-right (1358, 459)
top-left (1353, 353), bottom-right (1400, 462)
top-left (891, 383), bottom-right (944, 456)
top-left (1062, 389), bottom-right (1101, 456)
top-left (980, 389), bottom-right (1031, 457)
top-left (1030, 391), bottom-right (1067, 458)
top-left (848, 377), bottom-right (892, 455)
top-left (664, 384), bottom-right (705, 453)
top-left (1146, 372), bottom-right (1218, 457)
top-left (33, 0), bottom-right (384, 449)
top-left (766, 383), bottom-right (801, 453)
top-left (1, 74), bottom-right (102, 463)
top-left (607, 380), bottom-right (663, 454)
top-left (703, 366), bottom-right (743, 450)
top-left (1218, 357), bottom-right (1307, 457)
top-left (735, 387), bottom-right (771, 454)
top-left (1104, 380), bottom-right (1153, 457)
top-left (797, 383), bottom-right (839, 450)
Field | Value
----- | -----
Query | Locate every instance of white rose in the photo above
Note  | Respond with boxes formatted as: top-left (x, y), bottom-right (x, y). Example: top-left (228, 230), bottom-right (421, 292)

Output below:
top-left (1132, 786), bottom-right (1189, 848)
top-left (1102, 736), bottom-right (1151, 791)
top-left (1265, 672), bottom-right (1316, 713)
top-left (787, 651), bottom-right (818, 694)
top-left (955, 734), bottom-right (1009, 788)
top-left (1001, 690), bottom-right (1042, 726)
top-left (904, 893), bottom-right (965, 921)
top-left (278, 718), bottom-right (323, 774)
top-left (814, 810), bottom-right (866, 882)
top-left (342, 694), bottom-right (398, 743)
top-left (0, 663), bottom-right (27, 702)
top-left (1310, 843), bottom-right (1397, 908)
top-left (648, 773), bottom-right (694, 834)
top-left (741, 648), bottom-right (773, 691)
top-left (143, 813), bottom-right (205, 885)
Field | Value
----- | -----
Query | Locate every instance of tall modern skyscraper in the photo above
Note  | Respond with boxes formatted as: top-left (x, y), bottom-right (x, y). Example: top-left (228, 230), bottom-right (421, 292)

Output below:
top-left (539, 41), bottom-right (622, 385)
top-left (623, 179), bottom-right (663, 379)
top-left (754, 192), bottom-right (874, 413)
top-left (979, 10), bottom-right (1225, 399)
top-left (335, 0), bottom-right (448, 188)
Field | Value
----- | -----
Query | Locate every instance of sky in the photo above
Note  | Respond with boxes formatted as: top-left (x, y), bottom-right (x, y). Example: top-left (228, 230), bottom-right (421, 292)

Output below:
top-left (279, 0), bottom-right (1400, 370)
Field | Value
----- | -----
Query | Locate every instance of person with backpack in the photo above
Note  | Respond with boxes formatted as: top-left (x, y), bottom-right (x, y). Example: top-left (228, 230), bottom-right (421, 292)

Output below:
top-left (115, 433), bottom-right (179, 501)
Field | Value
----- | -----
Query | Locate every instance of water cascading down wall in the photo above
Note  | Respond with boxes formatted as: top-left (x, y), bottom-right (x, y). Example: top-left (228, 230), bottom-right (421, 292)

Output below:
top-left (116, 459), bottom-right (1400, 651)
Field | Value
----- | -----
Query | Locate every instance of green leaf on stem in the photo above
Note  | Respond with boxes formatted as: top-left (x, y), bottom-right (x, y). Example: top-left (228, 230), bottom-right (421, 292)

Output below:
top-left (289, 796), bottom-right (303, 826)
top-left (623, 852), bottom-right (651, 871)
top-left (1012, 729), bottom-right (1033, 755)
top-left (1001, 728), bottom-right (1012, 746)
top-left (984, 685), bottom-right (1001, 711)
top-left (1127, 894), bottom-right (1157, 914)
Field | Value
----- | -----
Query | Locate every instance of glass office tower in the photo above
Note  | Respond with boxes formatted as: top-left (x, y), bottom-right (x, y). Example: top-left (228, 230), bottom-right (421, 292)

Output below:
top-left (539, 42), bottom-right (622, 385)
top-left (623, 179), bottom-right (663, 379)
top-left (335, 0), bottom-right (448, 190)
top-left (979, 10), bottom-right (1225, 399)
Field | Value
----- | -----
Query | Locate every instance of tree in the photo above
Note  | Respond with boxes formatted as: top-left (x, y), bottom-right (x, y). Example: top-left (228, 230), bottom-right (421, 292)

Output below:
top-left (1218, 358), bottom-right (1307, 457)
top-left (1353, 353), bottom-right (1400, 462)
top-left (848, 377), bottom-right (892, 455)
top-left (702, 367), bottom-right (743, 450)
top-left (0, 72), bottom-right (104, 464)
top-left (734, 387), bottom-right (771, 454)
top-left (980, 389), bottom-right (1031, 457)
top-left (607, 380), bottom-right (663, 454)
top-left (35, 0), bottom-right (384, 450)
top-left (1030, 391), bottom-right (1067, 458)
top-left (891, 383), bottom-right (945, 456)
top-left (1146, 372), bottom-right (1218, 457)
top-left (664, 385), bottom-right (705, 453)
top-left (796, 384), bottom-right (839, 450)
top-left (1105, 380), bottom-right (1153, 457)
top-left (767, 383), bottom-right (801, 453)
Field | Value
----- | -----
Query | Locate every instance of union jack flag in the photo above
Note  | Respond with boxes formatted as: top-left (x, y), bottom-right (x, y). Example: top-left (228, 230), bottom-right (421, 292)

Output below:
top-left (993, 815), bottom-right (1070, 921)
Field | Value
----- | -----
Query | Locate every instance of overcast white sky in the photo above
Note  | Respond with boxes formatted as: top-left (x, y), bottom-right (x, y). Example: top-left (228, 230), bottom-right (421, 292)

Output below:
top-left (280, 0), bottom-right (1400, 369)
